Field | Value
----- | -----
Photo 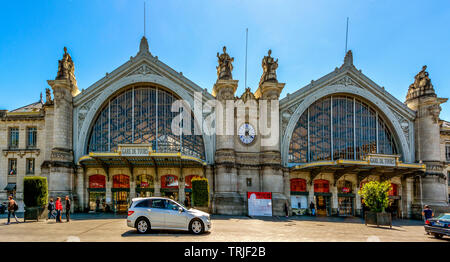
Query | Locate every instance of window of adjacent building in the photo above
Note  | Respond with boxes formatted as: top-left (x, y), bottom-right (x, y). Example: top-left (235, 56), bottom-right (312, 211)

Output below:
top-left (8, 159), bottom-right (17, 175)
top-left (8, 128), bottom-right (19, 149)
top-left (26, 127), bottom-right (37, 148)
top-left (445, 143), bottom-right (450, 162)
top-left (448, 171), bottom-right (450, 186)
top-left (26, 158), bottom-right (35, 174)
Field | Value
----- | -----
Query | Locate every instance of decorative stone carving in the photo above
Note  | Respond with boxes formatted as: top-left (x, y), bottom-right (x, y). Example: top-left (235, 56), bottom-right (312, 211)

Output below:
top-left (45, 88), bottom-right (53, 104)
top-left (406, 65), bottom-right (436, 102)
top-left (216, 46), bottom-right (234, 80)
top-left (56, 47), bottom-right (77, 86)
top-left (77, 99), bottom-right (96, 134)
top-left (239, 88), bottom-right (256, 103)
top-left (428, 104), bottom-right (442, 124)
top-left (259, 49), bottom-right (278, 86)
top-left (392, 110), bottom-right (410, 147)
top-left (331, 75), bottom-right (362, 88)
top-left (126, 63), bottom-right (160, 77)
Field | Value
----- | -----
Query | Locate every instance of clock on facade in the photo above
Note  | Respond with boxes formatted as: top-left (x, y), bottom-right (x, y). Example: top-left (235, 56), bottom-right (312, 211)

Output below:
top-left (238, 123), bottom-right (256, 145)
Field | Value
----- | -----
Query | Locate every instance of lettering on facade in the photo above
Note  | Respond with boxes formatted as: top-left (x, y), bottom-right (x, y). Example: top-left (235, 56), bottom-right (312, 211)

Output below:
top-left (368, 155), bottom-right (397, 167)
top-left (119, 145), bottom-right (151, 156)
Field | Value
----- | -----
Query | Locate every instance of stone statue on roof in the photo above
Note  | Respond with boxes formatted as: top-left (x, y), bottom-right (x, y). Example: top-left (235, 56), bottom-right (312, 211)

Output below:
top-left (216, 46), bottom-right (234, 80)
top-left (56, 47), bottom-right (76, 84)
top-left (406, 65), bottom-right (436, 101)
top-left (259, 49), bottom-right (278, 86)
top-left (410, 65), bottom-right (433, 91)
top-left (45, 88), bottom-right (53, 104)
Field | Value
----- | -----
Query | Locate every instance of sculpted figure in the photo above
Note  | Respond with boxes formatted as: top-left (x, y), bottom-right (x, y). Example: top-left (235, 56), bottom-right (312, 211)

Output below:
top-left (259, 49), bottom-right (278, 86)
top-left (45, 88), bottom-right (52, 104)
top-left (216, 46), bottom-right (234, 80)
top-left (56, 47), bottom-right (76, 83)
top-left (410, 65), bottom-right (433, 91)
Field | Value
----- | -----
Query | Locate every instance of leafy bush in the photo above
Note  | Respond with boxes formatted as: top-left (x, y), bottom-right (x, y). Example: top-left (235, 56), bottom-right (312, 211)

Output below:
top-left (358, 180), bottom-right (391, 212)
top-left (191, 177), bottom-right (209, 207)
top-left (24, 177), bottom-right (48, 207)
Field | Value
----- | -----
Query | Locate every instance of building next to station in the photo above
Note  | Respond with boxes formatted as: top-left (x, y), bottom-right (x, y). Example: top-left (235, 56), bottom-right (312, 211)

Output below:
top-left (1, 36), bottom-right (449, 219)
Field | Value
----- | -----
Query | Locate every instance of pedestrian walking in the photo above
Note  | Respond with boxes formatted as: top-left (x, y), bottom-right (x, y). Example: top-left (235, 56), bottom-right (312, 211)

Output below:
top-left (285, 199), bottom-right (290, 218)
top-left (55, 197), bottom-right (63, 222)
top-left (5, 196), bottom-right (20, 225)
top-left (422, 205), bottom-right (434, 235)
top-left (65, 196), bottom-right (71, 222)
top-left (47, 198), bottom-right (56, 220)
top-left (310, 201), bottom-right (316, 216)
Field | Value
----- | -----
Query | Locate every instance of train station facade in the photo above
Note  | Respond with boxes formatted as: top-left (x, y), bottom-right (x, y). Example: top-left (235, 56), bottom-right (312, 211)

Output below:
top-left (1, 36), bottom-right (449, 218)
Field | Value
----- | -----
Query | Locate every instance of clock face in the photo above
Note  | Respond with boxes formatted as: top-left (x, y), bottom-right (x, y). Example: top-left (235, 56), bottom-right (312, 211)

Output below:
top-left (238, 123), bottom-right (256, 145)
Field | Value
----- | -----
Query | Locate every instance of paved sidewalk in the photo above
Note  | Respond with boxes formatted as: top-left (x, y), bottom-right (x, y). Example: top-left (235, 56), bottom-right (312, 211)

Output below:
top-left (0, 214), bottom-right (446, 242)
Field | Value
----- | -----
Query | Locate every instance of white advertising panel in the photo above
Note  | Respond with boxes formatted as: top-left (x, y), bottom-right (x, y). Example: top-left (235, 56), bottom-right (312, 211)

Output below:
top-left (247, 192), bottom-right (272, 217)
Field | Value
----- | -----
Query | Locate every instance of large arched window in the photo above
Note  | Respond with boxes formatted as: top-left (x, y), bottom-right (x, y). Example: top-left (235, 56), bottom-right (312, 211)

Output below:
top-left (289, 95), bottom-right (398, 163)
top-left (87, 85), bottom-right (205, 160)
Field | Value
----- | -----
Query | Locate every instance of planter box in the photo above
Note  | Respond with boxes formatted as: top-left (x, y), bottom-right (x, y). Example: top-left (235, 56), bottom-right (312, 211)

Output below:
top-left (365, 211), bottom-right (392, 228)
top-left (24, 207), bottom-right (48, 222)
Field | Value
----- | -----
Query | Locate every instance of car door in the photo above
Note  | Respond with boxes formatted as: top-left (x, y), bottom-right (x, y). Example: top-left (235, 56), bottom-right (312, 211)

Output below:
top-left (147, 199), bottom-right (168, 228)
top-left (164, 200), bottom-right (188, 229)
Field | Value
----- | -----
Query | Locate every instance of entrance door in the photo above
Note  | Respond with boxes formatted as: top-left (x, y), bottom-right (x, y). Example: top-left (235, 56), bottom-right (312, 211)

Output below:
top-left (89, 191), bottom-right (106, 212)
top-left (315, 195), bottom-right (330, 216)
top-left (338, 197), bottom-right (354, 216)
top-left (113, 191), bottom-right (130, 213)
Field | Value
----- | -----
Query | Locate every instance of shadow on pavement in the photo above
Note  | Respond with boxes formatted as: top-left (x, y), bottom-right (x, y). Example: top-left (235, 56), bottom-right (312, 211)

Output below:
top-left (121, 229), bottom-right (211, 238)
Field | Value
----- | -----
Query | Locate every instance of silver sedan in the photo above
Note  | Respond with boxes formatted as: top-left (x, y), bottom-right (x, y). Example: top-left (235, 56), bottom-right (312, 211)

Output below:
top-left (127, 197), bottom-right (211, 234)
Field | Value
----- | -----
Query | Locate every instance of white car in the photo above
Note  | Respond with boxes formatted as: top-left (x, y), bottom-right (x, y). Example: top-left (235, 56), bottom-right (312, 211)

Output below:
top-left (127, 197), bottom-right (211, 234)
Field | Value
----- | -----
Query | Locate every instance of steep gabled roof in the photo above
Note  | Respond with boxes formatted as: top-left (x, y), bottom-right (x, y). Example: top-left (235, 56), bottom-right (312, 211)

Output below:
top-left (74, 37), bottom-right (213, 107)
top-left (280, 50), bottom-right (415, 119)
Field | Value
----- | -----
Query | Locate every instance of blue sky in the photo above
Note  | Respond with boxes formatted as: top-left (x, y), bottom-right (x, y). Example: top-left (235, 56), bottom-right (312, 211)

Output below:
top-left (1, 0), bottom-right (449, 119)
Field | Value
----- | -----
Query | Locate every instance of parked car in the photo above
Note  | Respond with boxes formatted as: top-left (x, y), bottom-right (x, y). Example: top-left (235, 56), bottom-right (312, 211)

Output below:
top-left (127, 197), bottom-right (211, 234)
top-left (424, 213), bottom-right (450, 239)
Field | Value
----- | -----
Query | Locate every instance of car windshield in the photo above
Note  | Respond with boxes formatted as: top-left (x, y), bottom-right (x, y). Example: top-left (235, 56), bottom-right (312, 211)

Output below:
top-left (167, 199), bottom-right (186, 210)
top-left (436, 214), bottom-right (450, 220)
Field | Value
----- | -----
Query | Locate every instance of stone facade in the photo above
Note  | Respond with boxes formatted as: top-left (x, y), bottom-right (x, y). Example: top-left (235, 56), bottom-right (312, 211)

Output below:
top-left (1, 38), bottom-right (448, 218)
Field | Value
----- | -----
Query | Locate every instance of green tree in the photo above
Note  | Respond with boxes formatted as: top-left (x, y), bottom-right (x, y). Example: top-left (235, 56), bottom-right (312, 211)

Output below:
top-left (358, 181), bottom-right (391, 212)
top-left (23, 177), bottom-right (48, 207)
top-left (191, 177), bottom-right (209, 207)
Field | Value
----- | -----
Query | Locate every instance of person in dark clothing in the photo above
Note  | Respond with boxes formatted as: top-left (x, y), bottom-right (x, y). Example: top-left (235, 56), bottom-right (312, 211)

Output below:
top-left (310, 201), bottom-right (316, 216)
top-left (6, 196), bottom-right (20, 224)
top-left (47, 198), bottom-right (56, 220)
top-left (285, 200), bottom-right (290, 218)
top-left (65, 196), bottom-right (71, 222)
top-left (422, 205), bottom-right (434, 221)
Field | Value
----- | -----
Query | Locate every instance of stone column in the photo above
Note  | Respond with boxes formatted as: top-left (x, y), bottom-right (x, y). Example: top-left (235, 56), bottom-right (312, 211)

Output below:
top-left (106, 180), bottom-right (112, 210)
top-left (154, 176), bottom-right (161, 197)
top-left (308, 181), bottom-right (314, 211)
top-left (354, 184), bottom-right (361, 216)
top-left (130, 181), bottom-right (136, 200)
top-left (331, 184), bottom-right (338, 216)
top-left (16, 155), bottom-right (25, 212)
top-left (205, 166), bottom-right (213, 208)
top-left (283, 169), bottom-right (291, 200)
top-left (178, 169), bottom-right (185, 204)
top-left (76, 168), bottom-right (84, 211)
top-left (401, 176), bottom-right (413, 219)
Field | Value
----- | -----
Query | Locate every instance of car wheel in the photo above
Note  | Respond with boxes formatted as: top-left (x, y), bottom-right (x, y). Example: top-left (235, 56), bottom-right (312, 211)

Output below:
top-left (189, 219), bottom-right (204, 235)
top-left (136, 217), bottom-right (151, 234)
top-left (433, 233), bottom-right (443, 239)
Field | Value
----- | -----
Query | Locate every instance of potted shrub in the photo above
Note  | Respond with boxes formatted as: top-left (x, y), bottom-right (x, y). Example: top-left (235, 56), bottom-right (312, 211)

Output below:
top-left (23, 177), bottom-right (48, 222)
top-left (191, 177), bottom-right (209, 213)
top-left (358, 180), bottom-right (392, 228)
